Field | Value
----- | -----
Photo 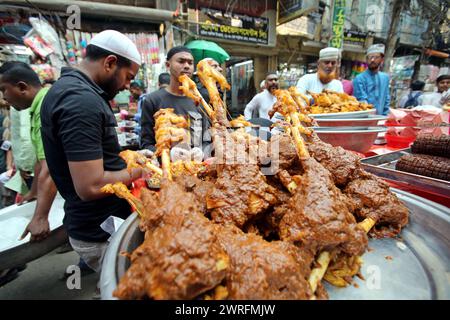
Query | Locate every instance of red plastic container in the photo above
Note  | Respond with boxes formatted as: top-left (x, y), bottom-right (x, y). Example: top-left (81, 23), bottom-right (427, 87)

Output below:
top-left (385, 133), bottom-right (416, 148)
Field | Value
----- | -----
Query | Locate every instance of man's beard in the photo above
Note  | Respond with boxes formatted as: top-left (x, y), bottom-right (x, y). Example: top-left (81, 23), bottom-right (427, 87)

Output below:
top-left (268, 84), bottom-right (278, 93)
top-left (101, 69), bottom-right (122, 100)
top-left (368, 62), bottom-right (380, 71)
top-left (318, 68), bottom-right (336, 84)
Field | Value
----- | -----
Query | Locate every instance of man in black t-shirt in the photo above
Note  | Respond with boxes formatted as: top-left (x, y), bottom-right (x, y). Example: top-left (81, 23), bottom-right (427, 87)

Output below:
top-left (40, 30), bottom-right (143, 273)
top-left (140, 47), bottom-right (212, 154)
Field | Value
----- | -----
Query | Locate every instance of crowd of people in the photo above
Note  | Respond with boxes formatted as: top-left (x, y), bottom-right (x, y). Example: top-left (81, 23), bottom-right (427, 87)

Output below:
top-left (0, 29), bottom-right (448, 291)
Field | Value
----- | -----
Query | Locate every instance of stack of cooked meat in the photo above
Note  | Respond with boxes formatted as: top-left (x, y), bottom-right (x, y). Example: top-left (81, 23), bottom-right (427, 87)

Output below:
top-left (112, 126), bottom-right (409, 300)
top-left (396, 134), bottom-right (450, 181)
top-left (109, 68), bottom-right (408, 300)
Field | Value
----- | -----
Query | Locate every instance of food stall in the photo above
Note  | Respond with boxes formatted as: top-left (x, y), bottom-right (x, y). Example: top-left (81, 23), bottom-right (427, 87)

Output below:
top-left (96, 63), bottom-right (450, 300)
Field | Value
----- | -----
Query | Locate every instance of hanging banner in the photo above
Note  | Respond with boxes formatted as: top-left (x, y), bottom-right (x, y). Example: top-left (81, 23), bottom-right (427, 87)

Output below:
top-left (328, 0), bottom-right (346, 49)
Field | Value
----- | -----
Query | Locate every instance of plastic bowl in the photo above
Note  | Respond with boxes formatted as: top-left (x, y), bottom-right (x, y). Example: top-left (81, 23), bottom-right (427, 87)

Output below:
top-left (314, 127), bottom-right (387, 153)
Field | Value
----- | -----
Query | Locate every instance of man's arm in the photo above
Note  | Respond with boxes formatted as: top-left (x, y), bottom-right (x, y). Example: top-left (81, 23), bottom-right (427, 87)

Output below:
top-left (296, 74), bottom-right (310, 94)
top-left (21, 159), bottom-right (56, 242)
top-left (19, 159), bottom-right (40, 204)
top-left (68, 159), bottom-right (141, 201)
top-left (244, 95), bottom-right (259, 120)
top-left (353, 75), bottom-right (368, 103)
top-left (140, 95), bottom-right (157, 151)
top-left (383, 74), bottom-right (391, 115)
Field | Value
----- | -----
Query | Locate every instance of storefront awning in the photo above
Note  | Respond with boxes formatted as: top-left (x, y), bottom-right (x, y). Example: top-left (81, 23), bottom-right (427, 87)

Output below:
top-left (1, 0), bottom-right (174, 24)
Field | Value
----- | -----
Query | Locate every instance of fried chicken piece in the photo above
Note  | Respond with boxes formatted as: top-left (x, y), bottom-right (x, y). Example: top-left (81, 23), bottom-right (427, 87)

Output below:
top-left (216, 224), bottom-right (314, 300)
top-left (114, 180), bottom-right (229, 300)
top-left (230, 115), bottom-right (252, 127)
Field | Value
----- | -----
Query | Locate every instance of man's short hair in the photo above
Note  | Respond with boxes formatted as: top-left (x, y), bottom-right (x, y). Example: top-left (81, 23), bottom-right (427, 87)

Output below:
top-left (130, 80), bottom-right (144, 89)
top-left (166, 46), bottom-right (192, 61)
top-left (158, 72), bottom-right (170, 85)
top-left (0, 63), bottom-right (41, 87)
top-left (266, 71), bottom-right (277, 79)
top-left (410, 80), bottom-right (425, 91)
top-left (85, 44), bottom-right (132, 68)
top-left (436, 74), bottom-right (450, 84)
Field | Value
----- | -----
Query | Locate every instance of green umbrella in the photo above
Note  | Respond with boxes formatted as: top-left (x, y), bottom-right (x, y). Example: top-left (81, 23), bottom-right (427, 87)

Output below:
top-left (185, 40), bottom-right (230, 64)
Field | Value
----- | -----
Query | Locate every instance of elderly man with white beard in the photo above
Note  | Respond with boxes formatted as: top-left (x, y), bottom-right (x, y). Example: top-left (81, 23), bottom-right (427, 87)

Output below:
top-left (296, 47), bottom-right (343, 95)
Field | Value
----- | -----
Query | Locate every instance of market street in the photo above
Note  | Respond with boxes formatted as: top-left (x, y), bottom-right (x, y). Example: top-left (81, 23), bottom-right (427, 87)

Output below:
top-left (0, 249), bottom-right (97, 300)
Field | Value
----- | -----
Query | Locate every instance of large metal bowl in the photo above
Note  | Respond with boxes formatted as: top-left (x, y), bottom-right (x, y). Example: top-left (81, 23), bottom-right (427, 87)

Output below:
top-left (100, 190), bottom-right (450, 300)
top-left (314, 114), bottom-right (387, 128)
top-left (314, 126), bottom-right (387, 153)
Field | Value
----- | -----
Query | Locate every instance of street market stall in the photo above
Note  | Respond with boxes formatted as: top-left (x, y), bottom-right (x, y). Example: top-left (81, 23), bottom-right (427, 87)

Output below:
top-left (97, 61), bottom-right (449, 300)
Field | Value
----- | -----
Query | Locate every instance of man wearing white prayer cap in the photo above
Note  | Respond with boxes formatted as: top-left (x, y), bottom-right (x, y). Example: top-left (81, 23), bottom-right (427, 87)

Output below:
top-left (39, 30), bottom-right (143, 276)
top-left (296, 47), bottom-right (344, 95)
top-left (353, 43), bottom-right (391, 115)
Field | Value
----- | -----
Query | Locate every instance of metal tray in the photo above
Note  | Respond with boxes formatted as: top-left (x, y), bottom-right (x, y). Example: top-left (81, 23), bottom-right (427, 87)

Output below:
top-left (100, 189), bottom-right (450, 300)
top-left (309, 109), bottom-right (376, 119)
top-left (361, 148), bottom-right (450, 199)
top-left (0, 196), bottom-right (68, 271)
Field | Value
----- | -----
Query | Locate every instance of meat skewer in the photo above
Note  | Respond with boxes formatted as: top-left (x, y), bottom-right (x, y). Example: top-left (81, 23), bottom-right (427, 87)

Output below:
top-left (153, 108), bottom-right (190, 180)
top-left (179, 74), bottom-right (215, 118)
top-left (119, 149), bottom-right (163, 176)
top-left (101, 182), bottom-right (145, 217)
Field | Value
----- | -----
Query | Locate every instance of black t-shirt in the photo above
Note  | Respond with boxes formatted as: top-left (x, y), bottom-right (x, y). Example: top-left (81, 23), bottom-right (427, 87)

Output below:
top-left (40, 67), bottom-right (130, 242)
top-left (140, 88), bottom-right (211, 151)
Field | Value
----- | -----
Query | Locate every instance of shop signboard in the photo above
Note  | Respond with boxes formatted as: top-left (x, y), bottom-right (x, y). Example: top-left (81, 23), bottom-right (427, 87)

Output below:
top-left (198, 7), bottom-right (269, 44)
top-left (328, 0), bottom-right (346, 49)
top-left (343, 30), bottom-right (367, 47)
top-left (190, 0), bottom-right (277, 46)
top-left (278, 0), bottom-right (319, 25)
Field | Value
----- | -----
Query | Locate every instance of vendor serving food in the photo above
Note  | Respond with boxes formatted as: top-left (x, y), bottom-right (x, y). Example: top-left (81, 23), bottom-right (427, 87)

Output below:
top-left (40, 30), bottom-right (143, 273)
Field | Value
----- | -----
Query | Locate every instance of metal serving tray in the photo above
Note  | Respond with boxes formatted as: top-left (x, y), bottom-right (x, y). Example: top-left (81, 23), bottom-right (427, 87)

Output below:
top-left (100, 189), bottom-right (450, 300)
top-left (361, 148), bottom-right (450, 200)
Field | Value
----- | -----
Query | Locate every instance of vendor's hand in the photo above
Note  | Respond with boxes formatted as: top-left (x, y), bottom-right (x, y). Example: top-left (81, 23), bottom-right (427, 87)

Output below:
top-left (204, 157), bottom-right (216, 166)
top-left (170, 146), bottom-right (191, 162)
top-left (20, 217), bottom-right (50, 242)
top-left (129, 167), bottom-right (143, 181)
top-left (191, 147), bottom-right (204, 162)
top-left (20, 170), bottom-right (31, 180)
top-left (6, 169), bottom-right (14, 178)
top-left (137, 149), bottom-right (154, 158)
top-left (17, 191), bottom-right (37, 205)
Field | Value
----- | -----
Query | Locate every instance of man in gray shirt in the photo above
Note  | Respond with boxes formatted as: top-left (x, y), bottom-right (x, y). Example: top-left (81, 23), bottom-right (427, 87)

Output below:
top-left (140, 46), bottom-right (211, 152)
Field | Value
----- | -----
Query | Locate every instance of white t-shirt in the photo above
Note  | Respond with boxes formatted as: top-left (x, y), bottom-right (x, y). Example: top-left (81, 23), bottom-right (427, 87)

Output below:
top-left (421, 92), bottom-right (443, 108)
top-left (244, 89), bottom-right (277, 120)
top-left (296, 73), bottom-right (344, 94)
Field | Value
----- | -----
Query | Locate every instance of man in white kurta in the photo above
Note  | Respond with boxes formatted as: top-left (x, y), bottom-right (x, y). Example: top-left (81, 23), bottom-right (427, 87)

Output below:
top-left (244, 73), bottom-right (278, 120)
top-left (296, 47), bottom-right (344, 95)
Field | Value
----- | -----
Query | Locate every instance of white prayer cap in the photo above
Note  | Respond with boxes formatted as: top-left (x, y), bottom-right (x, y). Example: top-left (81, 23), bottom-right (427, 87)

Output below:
top-left (367, 43), bottom-right (385, 56)
top-left (319, 47), bottom-right (340, 61)
top-left (260, 80), bottom-right (266, 89)
top-left (90, 30), bottom-right (141, 65)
